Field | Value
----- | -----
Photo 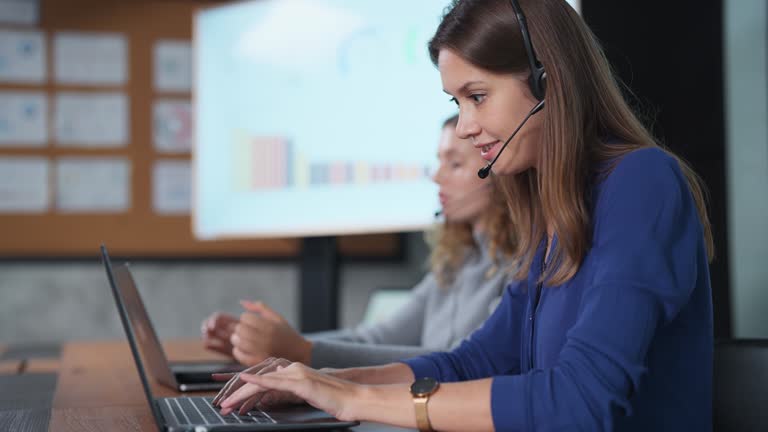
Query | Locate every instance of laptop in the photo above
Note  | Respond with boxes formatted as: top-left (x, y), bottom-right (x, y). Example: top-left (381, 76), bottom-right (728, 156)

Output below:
top-left (98, 246), bottom-right (242, 392)
top-left (101, 245), bottom-right (360, 431)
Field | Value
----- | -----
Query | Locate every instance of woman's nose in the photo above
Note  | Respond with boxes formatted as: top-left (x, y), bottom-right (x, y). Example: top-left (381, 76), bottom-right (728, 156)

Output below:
top-left (455, 112), bottom-right (480, 139)
top-left (431, 165), bottom-right (443, 183)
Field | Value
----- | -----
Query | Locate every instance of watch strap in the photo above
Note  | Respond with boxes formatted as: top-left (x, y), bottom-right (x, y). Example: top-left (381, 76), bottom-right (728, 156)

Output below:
top-left (413, 395), bottom-right (433, 432)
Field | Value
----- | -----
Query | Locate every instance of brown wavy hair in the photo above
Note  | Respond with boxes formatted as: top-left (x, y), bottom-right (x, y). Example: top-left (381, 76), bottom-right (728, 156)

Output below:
top-left (428, 116), bottom-right (516, 287)
top-left (429, 0), bottom-right (714, 286)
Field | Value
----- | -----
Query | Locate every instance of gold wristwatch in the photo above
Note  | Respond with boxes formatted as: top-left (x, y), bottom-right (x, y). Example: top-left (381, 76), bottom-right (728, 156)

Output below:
top-left (410, 377), bottom-right (440, 432)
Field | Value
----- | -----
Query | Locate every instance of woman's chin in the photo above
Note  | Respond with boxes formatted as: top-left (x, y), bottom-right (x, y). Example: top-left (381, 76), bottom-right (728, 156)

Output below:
top-left (443, 213), bottom-right (472, 224)
top-left (492, 159), bottom-right (532, 177)
top-left (491, 165), bottom-right (518, 177)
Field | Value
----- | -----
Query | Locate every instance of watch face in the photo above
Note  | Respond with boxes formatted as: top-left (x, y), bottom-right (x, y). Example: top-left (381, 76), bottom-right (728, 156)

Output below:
top-left (410, 377), bottom-right (439, 396)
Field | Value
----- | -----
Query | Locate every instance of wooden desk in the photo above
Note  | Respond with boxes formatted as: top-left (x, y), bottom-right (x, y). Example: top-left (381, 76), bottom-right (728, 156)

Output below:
top-left (4, 340), bottom-right (412, 432)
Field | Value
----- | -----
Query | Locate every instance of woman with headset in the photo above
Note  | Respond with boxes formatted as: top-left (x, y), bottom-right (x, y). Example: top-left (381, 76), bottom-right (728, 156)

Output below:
top-left (201, 114), bottom-right (516, 370)
top-left (213, 1), bottom-right (714, 430)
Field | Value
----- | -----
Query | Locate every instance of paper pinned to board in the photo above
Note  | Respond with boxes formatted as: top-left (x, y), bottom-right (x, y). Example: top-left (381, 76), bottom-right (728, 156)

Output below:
top-left (0, 29), bottom-right (45, 83)
top-left (0, 91), bottom-right (47, 147)
top-left (0, 156), bottom-right (49, 213)
top-left (153, 99), bottom-right (191, 153)
top-left (54, 92), bottom-right (128, 147)
top-left (54, 31), bottom-right (127, 85)
top-left (154, 40), bottom-right (192, 92)
top-left (0, 0), bottom-right (40, 25)
top-left (55, 157), bottom-right (131, 213)
top-left (153, 159), bottom-right (191, 214)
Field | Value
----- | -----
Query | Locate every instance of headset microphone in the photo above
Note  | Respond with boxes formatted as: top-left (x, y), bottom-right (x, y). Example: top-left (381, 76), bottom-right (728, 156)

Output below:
top-left (477, 99), bottom-right (545, 179)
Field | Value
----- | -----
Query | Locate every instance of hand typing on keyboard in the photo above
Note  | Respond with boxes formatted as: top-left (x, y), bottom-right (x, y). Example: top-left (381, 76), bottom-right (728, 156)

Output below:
top-left (212, 357), bottom-right (298, 408)
top-left (215, 358), bottom-right (365, 422)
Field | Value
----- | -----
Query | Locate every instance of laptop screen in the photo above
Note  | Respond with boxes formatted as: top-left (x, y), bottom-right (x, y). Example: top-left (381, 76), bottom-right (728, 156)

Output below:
top-left (109, 262), bottom-right (178, 389)
top-left (100, 245), bottom-right (165, 429)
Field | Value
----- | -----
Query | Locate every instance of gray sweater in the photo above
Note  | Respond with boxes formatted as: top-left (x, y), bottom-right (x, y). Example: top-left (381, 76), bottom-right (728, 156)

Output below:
top-left (307, 235), bottom-right (510, 368)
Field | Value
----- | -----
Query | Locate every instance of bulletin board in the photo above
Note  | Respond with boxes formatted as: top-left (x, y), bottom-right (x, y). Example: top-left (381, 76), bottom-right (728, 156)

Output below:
top-left (0, 0), bottom-right (402, 258)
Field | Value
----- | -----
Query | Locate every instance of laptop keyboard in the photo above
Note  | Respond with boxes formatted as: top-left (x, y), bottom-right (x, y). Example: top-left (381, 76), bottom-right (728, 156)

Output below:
top-left (164, 396), bottom-right (276, 425)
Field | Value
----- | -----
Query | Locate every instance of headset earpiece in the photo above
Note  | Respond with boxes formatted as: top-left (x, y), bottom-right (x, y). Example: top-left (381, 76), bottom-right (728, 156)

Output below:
top-left (529, 68), bottom-right (546, 102)
top-left (510, 0), bottom-right (546, 102)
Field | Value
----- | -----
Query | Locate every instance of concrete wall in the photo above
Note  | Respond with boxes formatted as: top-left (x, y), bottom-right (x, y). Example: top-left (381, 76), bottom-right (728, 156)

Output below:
top-left (0, 233), bottom-right (429, 343)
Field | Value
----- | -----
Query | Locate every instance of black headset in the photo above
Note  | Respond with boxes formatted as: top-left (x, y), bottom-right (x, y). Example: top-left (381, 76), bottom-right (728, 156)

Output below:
top-left (509, 0), bottom-right (546, 101)
top-left (477, 0), bottom-right (547, 179)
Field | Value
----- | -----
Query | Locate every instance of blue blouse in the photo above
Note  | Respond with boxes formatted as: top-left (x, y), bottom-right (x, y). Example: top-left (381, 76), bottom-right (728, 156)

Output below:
top-left (404, 147), bottom-right (713, 431)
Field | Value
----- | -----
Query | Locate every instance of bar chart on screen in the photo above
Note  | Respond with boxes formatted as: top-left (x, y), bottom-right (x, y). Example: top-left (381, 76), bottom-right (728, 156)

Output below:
top-left (233, 134), bottom-right (430, 191)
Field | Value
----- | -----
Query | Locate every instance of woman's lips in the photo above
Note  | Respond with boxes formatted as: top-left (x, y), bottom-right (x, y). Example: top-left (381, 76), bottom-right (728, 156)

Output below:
top-left (438, 192), bottom-right (448, 206)
top-left (476, 140), bottom-right (500, 161)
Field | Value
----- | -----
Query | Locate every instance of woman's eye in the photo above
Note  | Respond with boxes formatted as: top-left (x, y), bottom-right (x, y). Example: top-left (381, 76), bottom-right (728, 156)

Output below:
top-left (451, 162), bottom-right (462, 169)
top-left (449, 97), bottom-right (458, 106)
top-left (470, 94), bottom-right (486, 104)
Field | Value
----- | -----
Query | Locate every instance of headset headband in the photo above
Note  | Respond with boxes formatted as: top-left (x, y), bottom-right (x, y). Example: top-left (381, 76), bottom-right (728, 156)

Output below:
top-left (509, 0), bottom-right (546, 101)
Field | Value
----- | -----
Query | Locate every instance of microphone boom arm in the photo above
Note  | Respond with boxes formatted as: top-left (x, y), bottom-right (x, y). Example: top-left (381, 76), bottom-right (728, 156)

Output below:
top-left (478, 99), bottom-right (545, 179)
